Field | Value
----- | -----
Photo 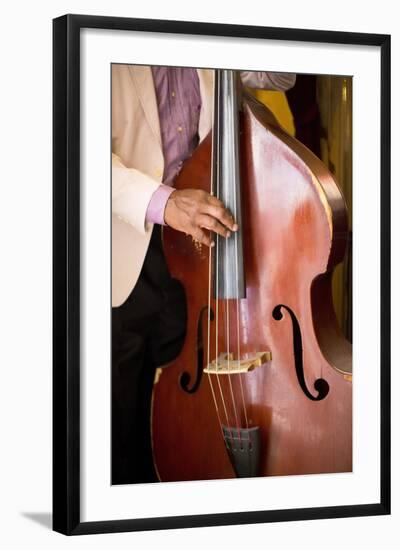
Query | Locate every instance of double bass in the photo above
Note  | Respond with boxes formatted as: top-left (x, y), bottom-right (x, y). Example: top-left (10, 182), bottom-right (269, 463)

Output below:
top-left (151, 70), bottom-right (352, 481)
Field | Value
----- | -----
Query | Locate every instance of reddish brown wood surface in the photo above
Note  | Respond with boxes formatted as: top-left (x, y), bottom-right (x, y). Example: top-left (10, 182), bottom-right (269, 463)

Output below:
top-left (151, 95), bottom-right (352, 482)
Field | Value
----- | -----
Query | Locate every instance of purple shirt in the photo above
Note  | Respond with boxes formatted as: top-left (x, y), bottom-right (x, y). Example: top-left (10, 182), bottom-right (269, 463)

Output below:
top-left (146, 67), bottom-right (202, 225)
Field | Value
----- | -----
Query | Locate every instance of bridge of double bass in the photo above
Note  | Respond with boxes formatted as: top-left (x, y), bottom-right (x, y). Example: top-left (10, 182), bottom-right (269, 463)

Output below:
top-left (204, 351), bottom-right (272, 375)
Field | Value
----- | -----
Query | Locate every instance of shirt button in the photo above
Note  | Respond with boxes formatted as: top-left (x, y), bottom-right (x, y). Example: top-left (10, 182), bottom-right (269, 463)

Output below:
top-left (171, 91), bottom-right (176, 97)
top-left (177, 126), bottom-right (182, 132)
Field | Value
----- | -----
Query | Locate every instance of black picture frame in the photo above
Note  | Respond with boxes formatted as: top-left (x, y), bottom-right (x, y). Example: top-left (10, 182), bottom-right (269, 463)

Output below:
top-left (53, 13), bottom-right (391, 535)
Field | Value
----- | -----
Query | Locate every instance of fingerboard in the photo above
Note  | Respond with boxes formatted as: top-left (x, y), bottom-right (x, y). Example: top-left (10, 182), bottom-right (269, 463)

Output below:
top-left (212, 69), bottom-right (246, 299)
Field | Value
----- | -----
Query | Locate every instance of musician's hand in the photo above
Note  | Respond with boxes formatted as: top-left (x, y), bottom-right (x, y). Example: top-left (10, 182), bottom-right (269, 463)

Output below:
top-left (164, 189), bottom-right (238, 247)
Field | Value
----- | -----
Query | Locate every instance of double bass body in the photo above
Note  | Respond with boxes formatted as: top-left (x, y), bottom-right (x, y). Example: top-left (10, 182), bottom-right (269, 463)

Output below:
top-left (151, 84), bottom-right (352, 482)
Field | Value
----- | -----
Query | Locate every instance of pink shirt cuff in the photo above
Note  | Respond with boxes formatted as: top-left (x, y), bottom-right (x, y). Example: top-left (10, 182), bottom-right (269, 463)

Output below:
top-left (145, 184), bottom-right (175, 226)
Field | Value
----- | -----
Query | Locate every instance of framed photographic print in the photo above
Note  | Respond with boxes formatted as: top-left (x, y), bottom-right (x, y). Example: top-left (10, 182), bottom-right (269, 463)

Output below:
top-left (53, 14), bottom-right (390, 535)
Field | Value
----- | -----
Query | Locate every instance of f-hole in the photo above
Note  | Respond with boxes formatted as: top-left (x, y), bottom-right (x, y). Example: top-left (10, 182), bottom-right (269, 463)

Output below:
top-left (272, 304), bottom-right (330, 401)
top-left (179, 306), bottom-right (214, 394)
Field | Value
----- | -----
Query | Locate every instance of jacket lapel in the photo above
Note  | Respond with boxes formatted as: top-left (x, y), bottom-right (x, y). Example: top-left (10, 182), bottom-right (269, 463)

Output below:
top-left (197, 68), bottom-right (214, 142)
top-left (128, 65), bottom-right (162, 150)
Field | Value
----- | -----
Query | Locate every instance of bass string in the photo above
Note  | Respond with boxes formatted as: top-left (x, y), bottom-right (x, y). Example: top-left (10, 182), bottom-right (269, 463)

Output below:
top-left (232, 127), bottom-right (249, 434)
top-left (214, 248), bottom-right (232, 431)
top-left (206, 240), bottom-right (225, 436)
top-left (213, 236), bottom-right (239, 448)
top-left (219, 70), bottom-right (244, 447)
top-left (222, 68), bottom-right (250, 445)
top-left (221, 68), bottom-right (244, 446)
top-left (224, 296), bottom-right (242, 442)
top-left (205, 69), bottom-right (235, 445)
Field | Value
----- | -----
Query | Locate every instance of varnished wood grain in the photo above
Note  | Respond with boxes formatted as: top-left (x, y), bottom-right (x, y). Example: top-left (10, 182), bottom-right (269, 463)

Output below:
top-left (151, 94), bottom-right (352, 482)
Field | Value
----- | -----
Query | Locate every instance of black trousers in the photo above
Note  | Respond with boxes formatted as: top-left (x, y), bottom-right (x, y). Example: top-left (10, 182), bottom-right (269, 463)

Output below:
top-left (111, 226), bottom-right (187, 484)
